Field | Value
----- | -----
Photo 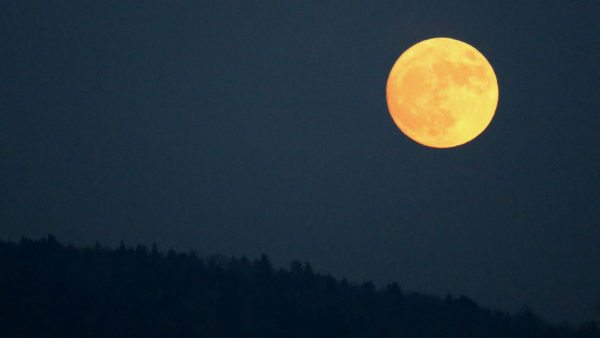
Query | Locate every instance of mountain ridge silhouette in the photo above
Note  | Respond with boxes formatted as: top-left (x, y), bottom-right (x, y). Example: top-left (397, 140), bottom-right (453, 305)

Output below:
top-left (0, 235), bottom-right (597, 338)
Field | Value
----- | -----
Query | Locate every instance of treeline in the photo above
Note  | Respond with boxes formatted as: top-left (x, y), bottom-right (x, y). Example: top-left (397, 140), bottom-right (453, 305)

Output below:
top-left (0, 236), bottom-right (597, 338)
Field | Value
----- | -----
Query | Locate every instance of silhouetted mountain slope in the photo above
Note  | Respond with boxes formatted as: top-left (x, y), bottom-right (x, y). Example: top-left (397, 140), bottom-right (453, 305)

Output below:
top-left (0, 236), bottom-right (597, 338)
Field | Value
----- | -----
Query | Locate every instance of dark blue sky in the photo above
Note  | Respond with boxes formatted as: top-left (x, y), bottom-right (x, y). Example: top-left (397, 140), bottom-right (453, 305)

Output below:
top-left (2, 0), bottom-right (599, 324)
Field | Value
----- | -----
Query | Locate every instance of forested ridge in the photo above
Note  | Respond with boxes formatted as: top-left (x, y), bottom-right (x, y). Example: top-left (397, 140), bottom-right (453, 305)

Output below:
top-left (0, 236), bottom-right (597, 338)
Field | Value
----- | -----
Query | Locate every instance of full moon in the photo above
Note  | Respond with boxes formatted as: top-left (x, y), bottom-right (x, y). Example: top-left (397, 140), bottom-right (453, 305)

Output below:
top-left (386, 37), bottom-right (498, 148)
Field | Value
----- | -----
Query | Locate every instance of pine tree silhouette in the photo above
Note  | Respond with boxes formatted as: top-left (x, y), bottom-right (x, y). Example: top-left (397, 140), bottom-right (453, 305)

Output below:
top-left (0, 236), bottom-right (598, 338)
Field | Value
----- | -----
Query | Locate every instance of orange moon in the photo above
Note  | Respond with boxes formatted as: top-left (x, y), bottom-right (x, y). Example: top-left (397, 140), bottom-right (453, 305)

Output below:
top-left (386, 38), bottom-right (498, 148)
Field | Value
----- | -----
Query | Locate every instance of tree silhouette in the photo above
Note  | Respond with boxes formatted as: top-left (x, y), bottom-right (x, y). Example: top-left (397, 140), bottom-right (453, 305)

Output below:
top-left (0, 235), bottom-right (597, 338)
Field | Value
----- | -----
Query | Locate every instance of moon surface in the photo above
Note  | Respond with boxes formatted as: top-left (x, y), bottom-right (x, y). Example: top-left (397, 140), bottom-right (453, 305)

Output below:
top-left (386, 38), bottom-right (498, 148)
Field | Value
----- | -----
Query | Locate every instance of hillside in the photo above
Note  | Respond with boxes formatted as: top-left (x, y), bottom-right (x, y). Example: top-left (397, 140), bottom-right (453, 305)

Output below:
top-left (0, 236), bottom-right (597, 338)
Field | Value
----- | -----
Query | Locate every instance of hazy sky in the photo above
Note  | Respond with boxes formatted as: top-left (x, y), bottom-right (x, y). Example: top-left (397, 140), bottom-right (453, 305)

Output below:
top-left (2, 0), bottom-right (599, 324)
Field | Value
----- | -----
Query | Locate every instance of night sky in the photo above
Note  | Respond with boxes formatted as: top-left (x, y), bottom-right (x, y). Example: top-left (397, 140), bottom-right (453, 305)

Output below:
top-left (2, 0), bottom-right (599, 324)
